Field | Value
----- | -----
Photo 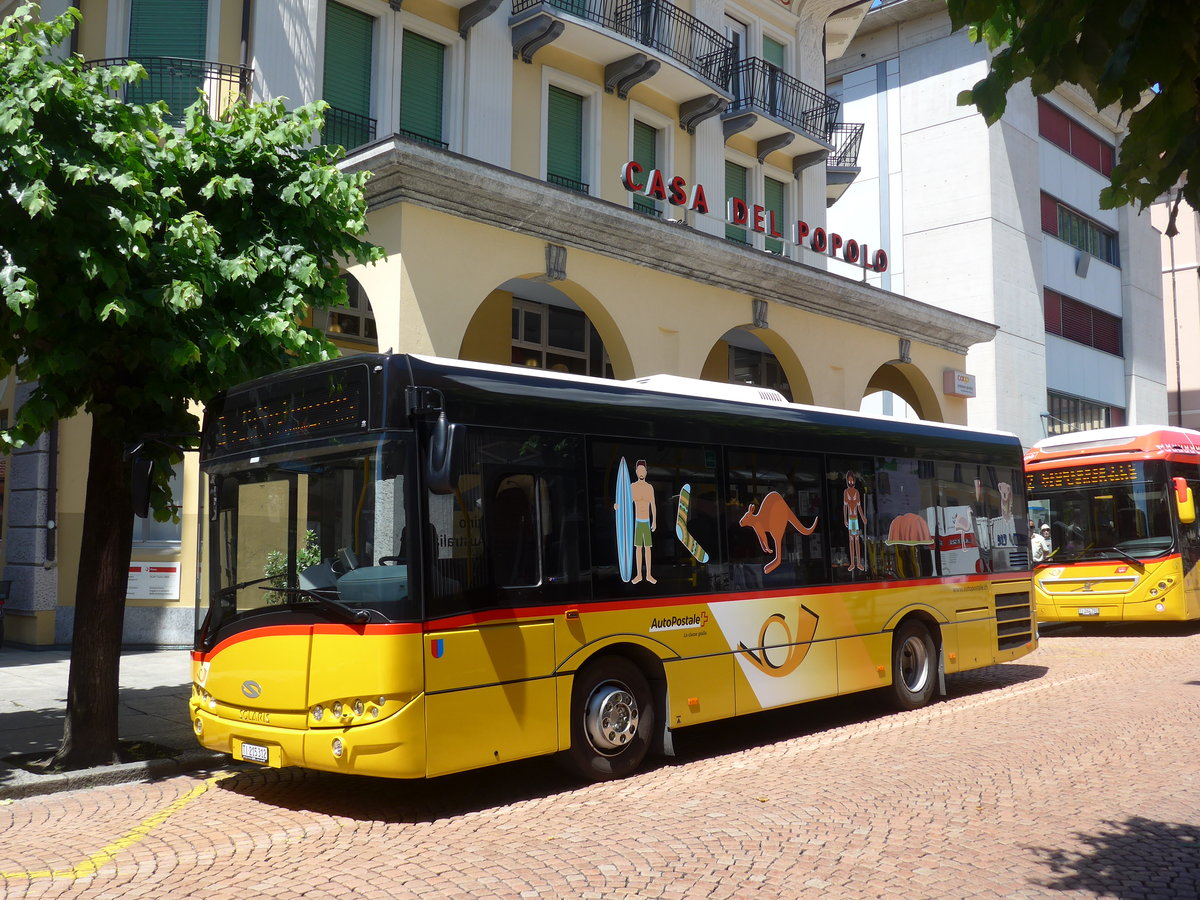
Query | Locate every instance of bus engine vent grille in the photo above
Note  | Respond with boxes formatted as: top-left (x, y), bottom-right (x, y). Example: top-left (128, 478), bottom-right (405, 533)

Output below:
top-left (995, 591), bottom-right (1033, 651)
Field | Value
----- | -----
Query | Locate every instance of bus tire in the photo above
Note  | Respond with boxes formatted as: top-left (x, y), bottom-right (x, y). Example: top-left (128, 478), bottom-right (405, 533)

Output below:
top-left (888, 620), bottom-right (937, 710)
top-left (564, 657), bottom-right (654, 781)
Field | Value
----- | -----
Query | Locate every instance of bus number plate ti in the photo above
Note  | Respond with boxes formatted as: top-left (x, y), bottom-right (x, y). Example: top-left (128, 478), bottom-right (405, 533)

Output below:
top-left (240, 742), bottom-right (270, 764)
top-left (1077, 607), bottom-right (1100, 617)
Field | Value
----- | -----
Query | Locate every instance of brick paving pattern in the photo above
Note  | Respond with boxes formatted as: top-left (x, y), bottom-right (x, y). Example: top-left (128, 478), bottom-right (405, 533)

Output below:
top-left (2, 624), bottom-right (1198, 898)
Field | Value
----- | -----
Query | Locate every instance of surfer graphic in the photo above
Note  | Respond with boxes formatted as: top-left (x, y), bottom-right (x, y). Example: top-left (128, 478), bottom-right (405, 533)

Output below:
top-left (615, 458), bottom-right (657, 584)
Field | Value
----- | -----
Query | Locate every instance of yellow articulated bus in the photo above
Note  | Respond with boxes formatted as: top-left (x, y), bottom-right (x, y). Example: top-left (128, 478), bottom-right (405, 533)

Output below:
top-left (1025, 426), bottom-right (1200, 624)
top-left (191, 354), bottom-right (1036, 782)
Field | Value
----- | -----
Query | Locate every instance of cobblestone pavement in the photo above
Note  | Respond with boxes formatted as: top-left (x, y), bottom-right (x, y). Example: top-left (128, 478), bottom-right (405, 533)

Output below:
top-left (2, 624), bottom-right (1198, 899)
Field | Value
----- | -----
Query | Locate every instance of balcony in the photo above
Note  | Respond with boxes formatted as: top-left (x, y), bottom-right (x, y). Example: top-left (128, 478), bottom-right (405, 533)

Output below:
top-left (322, 107), bottom-right (378, 152)
top-left (87, 57), bottom-right (251, 123)
top-left (721, 58), bottom-right (838, 171)
top-left (511, 0), bottom-right (734, 130)
top-left (826, 122), bottom-right (864, 207)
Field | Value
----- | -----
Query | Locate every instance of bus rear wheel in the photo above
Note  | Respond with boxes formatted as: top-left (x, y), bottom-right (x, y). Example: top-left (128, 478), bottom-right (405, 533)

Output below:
top-left (564, 657), bottom-right (654, 781)
top-left (888, 621), bottom-right (937, 710)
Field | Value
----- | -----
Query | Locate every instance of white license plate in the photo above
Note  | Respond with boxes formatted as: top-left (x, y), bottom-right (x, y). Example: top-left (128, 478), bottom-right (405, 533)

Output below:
top-left (240, 742), bottom-right (270, 764)
top-left (1078, 607), bottom-right (1100, 617)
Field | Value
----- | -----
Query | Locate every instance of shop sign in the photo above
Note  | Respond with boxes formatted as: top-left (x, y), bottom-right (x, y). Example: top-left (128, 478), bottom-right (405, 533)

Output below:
top-left (620, 161), bottom-right (889, 272)
top-left (943, 370), bottom-right (977, 398)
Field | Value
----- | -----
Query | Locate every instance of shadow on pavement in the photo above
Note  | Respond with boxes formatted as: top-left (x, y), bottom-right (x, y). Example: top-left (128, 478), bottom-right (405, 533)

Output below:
top-left (1030, 816), bottom-right (1200, 897)
top-left (1038, 621), bottom-right (1200, 639)
top-left (217, 661), bottom-right (1049, 823)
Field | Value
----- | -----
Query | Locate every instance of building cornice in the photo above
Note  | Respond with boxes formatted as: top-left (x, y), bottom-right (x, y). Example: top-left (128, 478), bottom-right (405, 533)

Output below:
top-left (340, 137), bottom-right (997, 355)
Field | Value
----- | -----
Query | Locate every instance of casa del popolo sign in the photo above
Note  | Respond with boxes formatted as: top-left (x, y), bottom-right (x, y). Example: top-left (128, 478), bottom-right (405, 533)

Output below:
top-left (619, 161), bottom-right (889, 273)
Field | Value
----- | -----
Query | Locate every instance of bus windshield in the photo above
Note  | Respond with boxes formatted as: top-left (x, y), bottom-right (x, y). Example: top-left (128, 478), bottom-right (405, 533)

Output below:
top-left (1029, 461), bottom-right (1174, 563)
top-left (203, 437), bottom-right (412, 642)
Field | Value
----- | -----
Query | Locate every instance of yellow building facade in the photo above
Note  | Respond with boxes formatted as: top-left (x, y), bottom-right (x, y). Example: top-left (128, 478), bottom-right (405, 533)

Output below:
top-left (1, 0), bottom-right (995, 647)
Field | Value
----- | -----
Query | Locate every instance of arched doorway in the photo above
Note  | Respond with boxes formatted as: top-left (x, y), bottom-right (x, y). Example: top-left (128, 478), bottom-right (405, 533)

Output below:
top-left (861, 362), bottom-right (943, 422)
top-left (460, 279), bottom-right (618, 378)
top-left (701, 327), bottom-right (801, 401)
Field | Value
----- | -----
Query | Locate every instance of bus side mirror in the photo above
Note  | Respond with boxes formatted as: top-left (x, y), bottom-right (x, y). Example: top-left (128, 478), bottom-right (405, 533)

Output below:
top-left (1173, 477), bottom-right (1195, 524)
top-left (426, 413), bottom-right (462, 495)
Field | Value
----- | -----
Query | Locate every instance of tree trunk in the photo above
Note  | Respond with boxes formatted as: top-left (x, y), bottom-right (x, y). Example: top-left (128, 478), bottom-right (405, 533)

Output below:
top-left (51, 417), bottom-right (135, 769)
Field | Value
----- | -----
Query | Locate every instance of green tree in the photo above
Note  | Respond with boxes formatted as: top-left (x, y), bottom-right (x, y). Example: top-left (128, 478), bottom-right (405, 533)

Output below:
top-left (0, 4), bottom-right (382, 769)
top-left (947, 0), bottom-right (1199, 233)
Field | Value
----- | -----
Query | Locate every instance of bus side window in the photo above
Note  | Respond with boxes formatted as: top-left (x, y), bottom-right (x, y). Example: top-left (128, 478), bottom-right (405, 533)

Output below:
top-left (490, 474), bottom-right (541, 587)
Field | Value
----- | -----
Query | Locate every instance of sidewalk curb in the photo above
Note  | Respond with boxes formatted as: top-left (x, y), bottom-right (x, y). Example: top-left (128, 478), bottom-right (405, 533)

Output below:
top-left (0, 750), bottom-right (233, 803)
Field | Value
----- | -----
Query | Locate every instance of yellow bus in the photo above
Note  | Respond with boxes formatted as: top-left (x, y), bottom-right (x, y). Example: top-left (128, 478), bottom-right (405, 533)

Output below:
top-left (191, 354), bottom-right (1036, 781)
top-left (1025, 426), bottom-right (1200, 623)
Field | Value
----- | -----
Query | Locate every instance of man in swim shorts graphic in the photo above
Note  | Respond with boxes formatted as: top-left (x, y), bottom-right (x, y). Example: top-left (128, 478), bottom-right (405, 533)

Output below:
top-left (631, 459), bottom-right (657, 584)
top-left (844, 470), bottom-right (867, 573)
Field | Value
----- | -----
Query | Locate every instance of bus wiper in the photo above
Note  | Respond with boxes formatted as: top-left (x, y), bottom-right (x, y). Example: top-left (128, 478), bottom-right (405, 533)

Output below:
top-left (1089, 545), bottom-right (1145, 571)
top-left (257, 586), bottom-right (370, 624)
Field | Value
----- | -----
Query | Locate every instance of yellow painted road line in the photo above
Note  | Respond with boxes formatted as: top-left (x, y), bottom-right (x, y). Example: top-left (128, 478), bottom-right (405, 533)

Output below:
top-left (1, 773), bottom-right (228, 881)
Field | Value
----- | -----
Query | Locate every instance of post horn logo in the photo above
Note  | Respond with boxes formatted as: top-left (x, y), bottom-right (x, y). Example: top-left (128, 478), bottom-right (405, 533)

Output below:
top-left (737, 608), bottom-right (819, 677)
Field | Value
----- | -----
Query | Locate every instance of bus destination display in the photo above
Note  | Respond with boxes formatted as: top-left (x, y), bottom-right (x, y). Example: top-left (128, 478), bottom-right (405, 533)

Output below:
top-left (1028, 462), bottom-right (1139, 491)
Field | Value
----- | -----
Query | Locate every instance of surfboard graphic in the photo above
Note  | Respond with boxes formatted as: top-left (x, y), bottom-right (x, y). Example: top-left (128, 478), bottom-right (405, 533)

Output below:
top-left (615, 457), bottom-right (634, 582)
top-left (675, 483), bottom-right (709, 563)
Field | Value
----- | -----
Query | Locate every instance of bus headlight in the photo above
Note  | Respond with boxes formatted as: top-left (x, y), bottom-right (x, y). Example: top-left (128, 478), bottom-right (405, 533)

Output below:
top-left (354, 700), bottom-right (364, 717)
top-left (312, 705), bottom-right (324, 722)
top-left (1156, 603), bottom-right (1165, 612)
top-left (194, 717), bottom-right (203, 735)
top-left (331, 738), bottom-right (344, 758)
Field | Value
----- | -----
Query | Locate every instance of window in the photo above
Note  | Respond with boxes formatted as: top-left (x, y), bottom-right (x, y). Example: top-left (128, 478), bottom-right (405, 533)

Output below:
top-left (322, 2), bottom-right (375, 150)
top-left (399, 30), bottom-right (445, 148)
top-left (632, 120), bottom-right (660, 216)
top-left (325, 274), bottom-right (377, 344)
top-left (511, 299), bottom-right (612, 378)
top-left (1044, 288), bottom-right (1122, 355)
top-left (729, 346), bottom-right (791, 400)
top-left (1046, 391), bottom-right (1125, 436)
top-left (132, 463), bottom-right (183, 545)
top-left (1038, 99), bottom-right (1115, 177)
top-left (428, 429), bottom-right (585, 616)
top-left (763, 176), bottom-right (786, 255)
top-left (547, 86), bottom-right (587, 193)
top-left (1040, 192), bottom-right (1120, 266)
top-left (762, 36), bottom-right (786, 117)
top-left (727, 449), bottom-right (824, 588)
top-left (725, 160), bottom-right (748, 243)
top-left (126, 0), bottom-right (207, 119)
top-left (590, 440), bottom-right (721, 598)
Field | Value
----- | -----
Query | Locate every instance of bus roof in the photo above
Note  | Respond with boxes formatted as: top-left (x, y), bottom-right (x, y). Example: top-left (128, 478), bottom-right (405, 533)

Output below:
top-left (1025, 425), bottom-right (1200, 467)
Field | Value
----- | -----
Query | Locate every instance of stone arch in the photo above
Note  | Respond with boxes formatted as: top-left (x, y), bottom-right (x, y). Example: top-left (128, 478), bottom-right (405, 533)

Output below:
top-left (700, 326), bottom-right (815, 405)
top-left (457, 276), bottom-right (634, 380)
top-left (862, 362), bottom-right (944, 422)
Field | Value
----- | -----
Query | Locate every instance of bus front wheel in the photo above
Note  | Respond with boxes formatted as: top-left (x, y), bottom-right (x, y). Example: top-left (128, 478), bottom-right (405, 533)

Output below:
top-left (564, 657), bottom-right (654, 781)
top-left (888, 621), bottom-right (937, 710)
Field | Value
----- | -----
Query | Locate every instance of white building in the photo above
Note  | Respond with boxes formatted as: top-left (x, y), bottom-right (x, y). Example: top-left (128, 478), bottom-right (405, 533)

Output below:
top-left (827, 0), bottom-right (1166, 448)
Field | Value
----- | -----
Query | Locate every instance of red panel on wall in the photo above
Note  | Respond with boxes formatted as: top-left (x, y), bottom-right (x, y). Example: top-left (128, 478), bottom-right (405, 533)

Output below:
top-left (1038, 99), bottom-right (1071, 151)
top-left (1041, 192), bottom-right (1059, 234)
top-left (1069, 121), bottom-right (1104, 172)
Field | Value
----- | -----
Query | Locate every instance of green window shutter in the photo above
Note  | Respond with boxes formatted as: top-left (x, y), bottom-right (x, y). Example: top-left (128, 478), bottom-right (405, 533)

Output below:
top-left (764, 176), bottom-right (785, 254)
top-left (128, 0), bottom-right (207, 59)
top-left (547, 86), bottom-right (584, 188)
top-left (400, 31), bottom-right (444, 144)
top-left (632, 120), bottom-right (657, 214)
top-left (323, 2), bottom-right (373, 117)
top-left (762, 37), bottom-right (786, 69)
top-left (725, 161), bottom-right (748, 243)
top-left (127, 0), bottom-right (208, 117)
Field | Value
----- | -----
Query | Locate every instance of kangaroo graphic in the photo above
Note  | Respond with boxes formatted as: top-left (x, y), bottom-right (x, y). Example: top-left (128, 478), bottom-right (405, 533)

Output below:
top-left (740, 491), bottom-right (819, 574)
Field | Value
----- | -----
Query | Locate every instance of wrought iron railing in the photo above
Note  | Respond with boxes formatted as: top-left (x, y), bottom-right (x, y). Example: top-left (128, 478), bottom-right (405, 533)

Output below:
top-left (322, 107), bottom-right (377, 151)
top-left (512, 0), bottom-right (735, 88)
top-left (547, 173), bottom-right (590, 194)
top-left (397, 128), bottom-right (449, 150)
top-left (828, 122), bottom-right (864, 168)
top-left (87, 57), bottom-right (251, 122)
top-left (727, 57), bottom-right (840, 139)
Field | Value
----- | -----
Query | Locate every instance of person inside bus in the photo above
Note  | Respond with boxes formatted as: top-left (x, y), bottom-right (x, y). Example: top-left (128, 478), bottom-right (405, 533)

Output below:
top-left (1031, 523), bottom-right (1053, 562)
